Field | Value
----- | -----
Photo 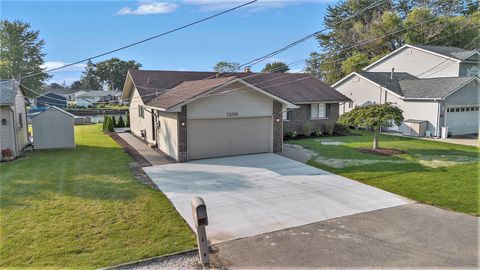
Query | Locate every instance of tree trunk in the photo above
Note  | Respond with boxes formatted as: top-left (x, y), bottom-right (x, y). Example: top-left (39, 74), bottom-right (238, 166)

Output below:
top-left (373, 130), bottom-right (379, 149)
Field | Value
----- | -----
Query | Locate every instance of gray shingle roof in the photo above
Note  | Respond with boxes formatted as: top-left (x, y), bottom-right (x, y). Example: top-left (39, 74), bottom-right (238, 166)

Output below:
top-left (358, 72), bottom-right (477, 99)
top-left (415, 45), bottom-right (477, 61)
top-left (128, 70), bottom-right (349, 107)
top-left (0, 80), bottom-right (19, 105)
top-left (357, 72), bottom-right (417, 96)
top-left (399, 77), bottom-right (476, 99)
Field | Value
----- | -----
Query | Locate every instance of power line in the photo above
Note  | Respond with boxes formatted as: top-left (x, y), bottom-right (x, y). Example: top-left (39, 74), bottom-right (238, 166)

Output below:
top-left (17, 0), bottom-right (258, 80)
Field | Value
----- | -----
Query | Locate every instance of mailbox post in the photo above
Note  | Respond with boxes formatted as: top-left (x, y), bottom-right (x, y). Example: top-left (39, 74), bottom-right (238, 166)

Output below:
top-left (191, 197), bottom-right (209, 266)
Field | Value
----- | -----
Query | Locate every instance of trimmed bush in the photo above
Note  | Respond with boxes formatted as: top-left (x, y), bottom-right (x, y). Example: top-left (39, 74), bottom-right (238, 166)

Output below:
top-left (111, 116), bottom-right (117, 128)
top-left (117, 116), bottom-right (126, 128)
top-left (125, 114), bottom-right (130, 127)
top-left (106, 117), bottom-right (115, 132)
top-left (102, 116), bottom-right (108, 131)
top-left (334, 123), bottom-right (350, 135)
top-left (311, 127), bottom-right (322, 137)
top-left (284, 130), bottom-right (297, 139)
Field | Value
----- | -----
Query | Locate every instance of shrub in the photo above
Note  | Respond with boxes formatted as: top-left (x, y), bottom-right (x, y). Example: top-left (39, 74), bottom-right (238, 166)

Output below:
top-left (117, 116), bottom-right (126, 128)
top-left (111, 116), bottom-right (117, 128)
top-left (284, 130), bottom-right (297, 139)
top-left (311, 127), bottom-right (322, 137)
top-left (334, 123), bottom-right (350, 135)
top-left (102, 115), bottom-right (108, 131)
top-left (106, 117), bottom-right (115, 132)
top-left (303, 122), bottom-right (311, 137)
top-left (125, 114), bottom-right (130, 127)
top-left (1, 148), bottom-right (13, 157)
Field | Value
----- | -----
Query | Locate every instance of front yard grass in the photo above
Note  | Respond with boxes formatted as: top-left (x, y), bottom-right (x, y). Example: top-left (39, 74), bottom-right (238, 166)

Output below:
top-left (0, 124), bottom-right (195, 269)
top-left (289, 131), bottom-right (479, 216)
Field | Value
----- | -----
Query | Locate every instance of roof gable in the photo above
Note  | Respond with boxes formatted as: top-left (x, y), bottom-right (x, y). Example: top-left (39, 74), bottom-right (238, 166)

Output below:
top-left (31, 106), bottom-right (74, 118)
top-left (0, 80), bottom-right (20, 105)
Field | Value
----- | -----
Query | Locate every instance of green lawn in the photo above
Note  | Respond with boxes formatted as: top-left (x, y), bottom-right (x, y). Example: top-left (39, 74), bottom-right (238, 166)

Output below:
top-left (289, 131), bottom-right (479, 216)
top-left (0, 125), bottom-right (195, 269)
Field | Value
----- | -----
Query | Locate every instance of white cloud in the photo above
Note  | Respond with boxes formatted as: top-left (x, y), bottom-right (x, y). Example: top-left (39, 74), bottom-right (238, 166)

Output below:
top-left (40, 61), bottom-right (86, 72)
top-left (116, 1), bottom-right (178, 15)
top-left (183, 0), bottom-right (334, 11)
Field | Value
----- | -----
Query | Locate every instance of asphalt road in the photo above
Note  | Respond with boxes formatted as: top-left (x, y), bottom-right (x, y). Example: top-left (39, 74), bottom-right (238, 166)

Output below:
top-left (211, 203), bottom-right (478, 268)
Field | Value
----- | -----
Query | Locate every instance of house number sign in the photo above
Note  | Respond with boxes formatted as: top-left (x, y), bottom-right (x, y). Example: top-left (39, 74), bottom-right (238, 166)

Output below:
top-left (226, 112), bottom-right (239, 117)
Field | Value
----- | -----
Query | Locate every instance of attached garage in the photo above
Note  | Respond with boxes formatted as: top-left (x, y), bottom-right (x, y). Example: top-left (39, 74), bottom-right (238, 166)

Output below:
top-left (32, 106), bottom-right (75, 150)
top-left (188, 117), bottom-right (272, 160)
top-left (445, 106), bottom-right (480, 135)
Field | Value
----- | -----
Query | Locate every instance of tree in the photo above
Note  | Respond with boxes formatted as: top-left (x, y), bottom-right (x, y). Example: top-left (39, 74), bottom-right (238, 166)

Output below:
top-left (262, 61), bottom-right (290, 73)
top-left (338, 103), bottom-right (404, 149)
top-left (117, 115), bottom-right (125, 128)
top-left (49, 82), bottom-right (63, 89)
top-left (111, 115), bottom-right (117, 128)
top-left (305, 0), bottom-right (479, 85)
top-left (80, 60), bottom-right (102, 90)
top-left (213, 61), bottom-right (240, 72)
top-left (70, 80), bottom-right (82, 89)
top-left (0, 20), bottom-right (50, 95)
top-left (94, 58), bottom-right (142, 91)
top-left (105, 117), bottom-right (115, 132)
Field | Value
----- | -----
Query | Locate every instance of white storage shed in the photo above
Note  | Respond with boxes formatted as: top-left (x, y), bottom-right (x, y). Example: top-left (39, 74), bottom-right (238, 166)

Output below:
top-left (32, 106), bottom-right (75, 150)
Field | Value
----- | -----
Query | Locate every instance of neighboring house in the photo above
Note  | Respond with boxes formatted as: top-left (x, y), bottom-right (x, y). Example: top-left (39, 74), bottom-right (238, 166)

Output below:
top-left (0, 80), bottom-right (29, 158)
top-left (31, 106), bottom-right (75, 150)
top-left (364, 44), bottom-right (480, 78)
top-left (35, 92), bottom-right (68, 108)
top-left (333, 45), bottom-right (480, 137)
top-left (75, 90), bottom-right (120, 107)
top-left (122, 70), bottom-right (348, 162)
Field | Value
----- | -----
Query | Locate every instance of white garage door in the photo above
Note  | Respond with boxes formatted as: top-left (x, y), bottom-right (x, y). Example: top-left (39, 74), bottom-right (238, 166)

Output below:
top-left (188, 117), bottom-right (272, 160)
top-left (446, 107), bottom-right (479, 135)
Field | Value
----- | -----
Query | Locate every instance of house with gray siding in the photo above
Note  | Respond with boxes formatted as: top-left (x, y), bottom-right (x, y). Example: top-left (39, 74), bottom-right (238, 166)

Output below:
top-left (122, 70), bottom-right (349, 162)
top-left (333, 44), bottom-right (480, 137)
top-left (0, 80), bottom-right (29, 159)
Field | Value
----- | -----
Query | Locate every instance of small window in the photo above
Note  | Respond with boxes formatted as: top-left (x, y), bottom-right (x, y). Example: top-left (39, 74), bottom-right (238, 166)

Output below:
top-left (311, 103), bottom-right (327, 119)
top-left (455, 108), bottom-right (460, 112)
top-left (466, 107), bottom-right (470, 112)
top-left (348, 101), bottom-right (353, 108)
top-left (461, 108), bottom-right (465, 112)
top-left (476, 107), bottom-right (479, 111)
top-left (138, 105), bottom-right (144, 118)
top-left (18, 113), bottom-right (23, 128)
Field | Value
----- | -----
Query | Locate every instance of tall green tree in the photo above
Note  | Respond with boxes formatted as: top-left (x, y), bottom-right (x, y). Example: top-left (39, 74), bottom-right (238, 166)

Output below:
top-left (70, 80), bottom-right (82, 89)
top-left (94, 58), bottom-right (142, 91)
top-left (213, 61), bottom-right (240, 72)
top-left (0, 20), bottom-right (50, 95)
top-left (338, 103), bottom-right (404, 149)
top-left (262, 61), bottom-right (290, 73)
top-left (79, 60), bottom-right (102, 90)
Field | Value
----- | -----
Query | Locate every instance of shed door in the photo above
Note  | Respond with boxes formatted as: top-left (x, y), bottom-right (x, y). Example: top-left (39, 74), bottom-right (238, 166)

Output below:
top-left (188, 117), bottom-right (272, 160)
top-left (446, 107), bottom-right (479, 135)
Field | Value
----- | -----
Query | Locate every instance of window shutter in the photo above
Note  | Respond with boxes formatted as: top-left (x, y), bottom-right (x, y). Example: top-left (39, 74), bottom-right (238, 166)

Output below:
top-left (326, 103), bottom-right (331, 118)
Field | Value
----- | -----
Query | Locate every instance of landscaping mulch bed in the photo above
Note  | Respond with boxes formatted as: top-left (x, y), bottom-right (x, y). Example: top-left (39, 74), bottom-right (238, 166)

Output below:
top-left (359, 148), bottom-right (406, 156)
top-left (108, 132), bottom-right (160, 190)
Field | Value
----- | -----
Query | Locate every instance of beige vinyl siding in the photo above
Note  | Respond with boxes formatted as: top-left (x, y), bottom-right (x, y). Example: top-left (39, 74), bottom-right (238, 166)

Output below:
top-left (129, 87), bottom-right (155, 143)
top-left (156, 111), bottom-right (178, 159)
top-left (32, 109), bottom-right (74, 150)
top-left (187, 81), bottom-right (273, 120)
top-left (365, 46), bottom-right (460, 78)
top-left (0, 107), bottom-right (15, 154)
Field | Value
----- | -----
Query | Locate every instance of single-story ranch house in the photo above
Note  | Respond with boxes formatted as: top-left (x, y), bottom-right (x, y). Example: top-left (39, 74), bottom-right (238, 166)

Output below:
top-left (0, 80), bottom-right (29, 159)
top-left (122, 70), bottom-right (349, 162)
top-left (333, 44), bottom-right (479, 137)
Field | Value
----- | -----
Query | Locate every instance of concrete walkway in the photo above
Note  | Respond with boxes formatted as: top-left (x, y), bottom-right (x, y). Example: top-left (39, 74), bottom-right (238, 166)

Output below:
top-left (279, 144), bottom-right (312, 163)
top-left (116, 132), bottom-right (170, 166)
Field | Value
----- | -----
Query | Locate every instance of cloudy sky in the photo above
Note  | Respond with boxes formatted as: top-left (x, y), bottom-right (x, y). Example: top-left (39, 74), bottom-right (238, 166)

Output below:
top-left (2, 0), bottom-right (336, 86)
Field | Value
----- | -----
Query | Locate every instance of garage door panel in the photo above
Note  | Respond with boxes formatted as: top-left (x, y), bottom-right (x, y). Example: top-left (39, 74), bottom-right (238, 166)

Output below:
top-left (188, 117), bottom-right (271, 160)
top-left (446, 109), bottom-right (479, 135)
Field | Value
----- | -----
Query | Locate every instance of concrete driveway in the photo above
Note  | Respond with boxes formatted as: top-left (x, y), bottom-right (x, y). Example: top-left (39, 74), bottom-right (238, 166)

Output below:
top-left (143, 154), bottom-right (411, 243)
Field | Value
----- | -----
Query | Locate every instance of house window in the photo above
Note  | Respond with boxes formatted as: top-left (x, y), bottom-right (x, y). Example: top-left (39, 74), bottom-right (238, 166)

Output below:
top-left (138, 105), bottom-right (144, 118)
top-left (18, 113), bottom-right (23, 128)
top-left (348, 101), bottom-right (353, 108)
top-left (311, 103), bottom-right (327, 119)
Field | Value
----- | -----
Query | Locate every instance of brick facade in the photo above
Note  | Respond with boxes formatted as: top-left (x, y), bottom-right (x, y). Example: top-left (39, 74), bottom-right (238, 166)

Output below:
top-left (272, 100), bottom-right (283, 153)
top-left (177, 105), bottom-right (188, 162)
top-left (283, 103), bottom-right (339, 135)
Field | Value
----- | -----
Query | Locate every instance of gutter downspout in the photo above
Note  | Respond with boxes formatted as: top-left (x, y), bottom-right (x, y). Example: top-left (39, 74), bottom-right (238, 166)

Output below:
top-left (435, 101), bottom-right (441, 137)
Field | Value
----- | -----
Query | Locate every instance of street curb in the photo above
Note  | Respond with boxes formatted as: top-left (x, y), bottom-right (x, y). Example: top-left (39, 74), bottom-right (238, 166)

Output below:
top-left (100, 248), bottom-right (199, 270)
